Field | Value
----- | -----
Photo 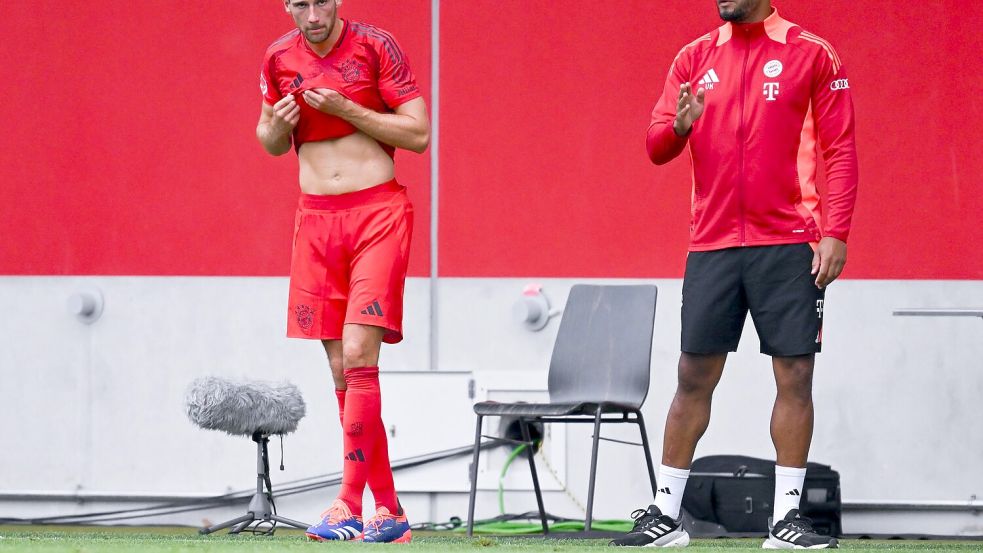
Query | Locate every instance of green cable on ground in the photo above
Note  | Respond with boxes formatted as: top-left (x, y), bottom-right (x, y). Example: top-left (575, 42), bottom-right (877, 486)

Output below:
top-left (498, 444), bottom-right (528, 515)
top-left (485, 440), bottom-right (633, 534)
top-left (453, 520), bottom-right (634, 534)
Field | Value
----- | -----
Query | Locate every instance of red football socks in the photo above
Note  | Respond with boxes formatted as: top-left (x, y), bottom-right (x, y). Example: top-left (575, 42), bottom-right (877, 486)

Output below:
top-left (336, 367), bottom-right (398, 515)
top-left (335, 388), bottom-right (346, 427)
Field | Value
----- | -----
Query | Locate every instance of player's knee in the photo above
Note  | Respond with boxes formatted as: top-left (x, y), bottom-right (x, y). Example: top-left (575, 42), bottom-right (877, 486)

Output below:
top-left (342, 340), bottom-right (375, 368)
top-left (676, 355), bottom-right (720, 397)
top-left (776, 359), bottom-right (814, 402)
top-left (676, 366), bottom-right (716, 397)
top-left (677, 375), bottom-right (714, 398)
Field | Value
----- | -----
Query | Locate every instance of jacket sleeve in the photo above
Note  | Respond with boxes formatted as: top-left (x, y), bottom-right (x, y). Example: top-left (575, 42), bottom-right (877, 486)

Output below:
top-left (646, 47), bottom-right (692, 165)
top-left (811, 44), bottom-right (858, 242)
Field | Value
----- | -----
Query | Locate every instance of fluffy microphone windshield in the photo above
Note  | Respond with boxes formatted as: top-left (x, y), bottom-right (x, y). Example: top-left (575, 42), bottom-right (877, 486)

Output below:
top-left (185, 377), bottom-right (306, 436)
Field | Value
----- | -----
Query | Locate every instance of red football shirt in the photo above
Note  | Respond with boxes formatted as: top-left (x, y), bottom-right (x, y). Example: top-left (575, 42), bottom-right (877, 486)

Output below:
top-left (260, 20), bottom-right (422, 157)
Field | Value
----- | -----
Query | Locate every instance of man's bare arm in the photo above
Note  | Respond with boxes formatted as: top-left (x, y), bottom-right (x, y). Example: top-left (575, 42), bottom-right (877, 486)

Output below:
top-left (256, 95), bottom-right (300, 156)
top-left (301, 90), bottom-right (430, 153)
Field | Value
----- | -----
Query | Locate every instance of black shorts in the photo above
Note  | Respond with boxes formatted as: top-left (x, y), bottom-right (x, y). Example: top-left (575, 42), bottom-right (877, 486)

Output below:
top-left (681, 243), bottom-right (824, 356)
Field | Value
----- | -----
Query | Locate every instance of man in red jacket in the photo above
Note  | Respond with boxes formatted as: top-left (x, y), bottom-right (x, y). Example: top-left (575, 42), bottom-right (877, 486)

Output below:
top-left (612, 0), bottom-right (856, 549)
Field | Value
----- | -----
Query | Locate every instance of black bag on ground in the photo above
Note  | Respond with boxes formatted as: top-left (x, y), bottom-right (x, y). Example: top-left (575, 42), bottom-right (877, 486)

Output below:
top-left (681, 455), bottom-right (841, 536)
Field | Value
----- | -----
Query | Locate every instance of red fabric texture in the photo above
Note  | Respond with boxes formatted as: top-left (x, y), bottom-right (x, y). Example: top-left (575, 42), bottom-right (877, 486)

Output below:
top-left (286, 181), bottom-right (413, 344)
top-left (335, 388), bottom-right (346, 427)
top-left (260, 19), bottom-right (422, 157)
top-left (334, 386), bottom-right (394, 512)
top-left (337, 367), bottom-right (398, 515)
top-left (647, 9), bottom-right (858, 250)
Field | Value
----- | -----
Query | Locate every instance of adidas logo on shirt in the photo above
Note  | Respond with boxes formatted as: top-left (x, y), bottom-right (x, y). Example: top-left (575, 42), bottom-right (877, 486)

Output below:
top-left (698, 68), bottom-right (720, 89)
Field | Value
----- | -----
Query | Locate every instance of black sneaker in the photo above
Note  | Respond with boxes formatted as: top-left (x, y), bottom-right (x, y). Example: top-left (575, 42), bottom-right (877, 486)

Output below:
top-left (609, 505), bottom-right (689, 547)
top-left (764, 509), bottom-right (838, 549)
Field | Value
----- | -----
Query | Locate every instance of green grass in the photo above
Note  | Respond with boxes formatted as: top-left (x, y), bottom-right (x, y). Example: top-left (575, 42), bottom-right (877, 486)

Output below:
top-left (0, 526), bottom-right (980, 552)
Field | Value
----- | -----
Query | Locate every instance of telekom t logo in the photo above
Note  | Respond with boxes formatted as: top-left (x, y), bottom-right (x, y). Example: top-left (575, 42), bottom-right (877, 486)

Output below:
top-left (763, 82), bottom-right (780, 101)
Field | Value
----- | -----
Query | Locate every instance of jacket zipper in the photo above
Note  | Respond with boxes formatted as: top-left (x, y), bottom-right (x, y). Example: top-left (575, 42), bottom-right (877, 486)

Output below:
top-left (738, 29), bottom-right (750, 247)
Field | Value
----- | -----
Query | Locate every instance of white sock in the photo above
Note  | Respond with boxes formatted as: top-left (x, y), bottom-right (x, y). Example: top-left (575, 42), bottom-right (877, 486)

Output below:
top-left (773, 465), bottom-right (807, 522)
top-left (653, 464), bottom-right (690, 519)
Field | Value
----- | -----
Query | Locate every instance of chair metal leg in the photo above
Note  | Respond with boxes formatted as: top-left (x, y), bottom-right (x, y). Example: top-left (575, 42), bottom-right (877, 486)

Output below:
top-left (466, 414), bottom-right (483, 537)
top-left (520, 418), bottom-right (548, 535)
top-left (636, 411), bottom-right (659, 498)
top-left (584, 409), bottom-right (603, 532)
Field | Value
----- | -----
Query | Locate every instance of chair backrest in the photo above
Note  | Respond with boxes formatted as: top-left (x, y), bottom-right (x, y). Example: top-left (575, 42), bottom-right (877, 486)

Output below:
top-left (547, 284), bottom-right (658, 409)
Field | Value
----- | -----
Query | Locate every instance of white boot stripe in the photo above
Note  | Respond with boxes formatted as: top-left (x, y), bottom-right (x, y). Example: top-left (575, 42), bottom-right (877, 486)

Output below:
top-left (329, 529), bottom-right (345, 540)
top-left (657, 523), bottom-right (672, 532)
top-left (644, 529), bottom-right (661, 538)
top-left (789, 532), bottom-right (801, 542)
top-left (776, 528), bottom-right (789, 538)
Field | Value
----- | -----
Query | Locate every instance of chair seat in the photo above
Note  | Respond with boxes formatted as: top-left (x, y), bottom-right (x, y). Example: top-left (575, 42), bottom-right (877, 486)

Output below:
top-left (472, 400), bottom-right (636, 417)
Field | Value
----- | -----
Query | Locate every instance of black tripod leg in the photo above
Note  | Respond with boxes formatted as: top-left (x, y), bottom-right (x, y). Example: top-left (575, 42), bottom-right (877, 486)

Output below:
top-left (271, 514), bottom-right (311, 530)
top-left (199, 513), bottom-right (255, 535)
top-left (230, 517), bottom-right (255, 535)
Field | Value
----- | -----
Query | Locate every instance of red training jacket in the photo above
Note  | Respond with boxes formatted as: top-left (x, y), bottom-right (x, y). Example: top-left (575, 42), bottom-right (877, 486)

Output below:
top-left (647, 10), bottom-right (858, 251)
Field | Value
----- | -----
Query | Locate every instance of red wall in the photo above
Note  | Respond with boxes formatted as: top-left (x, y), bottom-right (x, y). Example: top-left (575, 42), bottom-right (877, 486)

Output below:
top-left (2, 2), bottom-right (980, 279)
top-left (0, 1), bottom-right (431, 276)
top-left (439, 1), bottom-right (983, 279)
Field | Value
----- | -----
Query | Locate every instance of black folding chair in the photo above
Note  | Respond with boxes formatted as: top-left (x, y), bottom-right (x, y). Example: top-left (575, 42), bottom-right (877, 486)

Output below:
top-left (466, 284), bottom-right (659, 536)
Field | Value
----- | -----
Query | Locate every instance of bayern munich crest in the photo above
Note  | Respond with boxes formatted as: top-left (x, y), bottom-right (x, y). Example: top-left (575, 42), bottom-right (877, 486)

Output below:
top-left (294, 304), bottom-right (315, 332)
top-left (338, 58), bottom-right (367, 83)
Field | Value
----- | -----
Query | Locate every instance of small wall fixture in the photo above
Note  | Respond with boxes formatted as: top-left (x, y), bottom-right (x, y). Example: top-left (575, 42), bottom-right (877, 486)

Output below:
top-left (68, 289), bottom-right (104, 324)
top-left (513, 283), bottom-right (562, 332)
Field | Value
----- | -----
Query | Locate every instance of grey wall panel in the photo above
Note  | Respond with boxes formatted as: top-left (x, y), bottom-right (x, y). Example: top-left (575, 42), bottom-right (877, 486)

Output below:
top-left (1, 276), bottom-right (981, 533)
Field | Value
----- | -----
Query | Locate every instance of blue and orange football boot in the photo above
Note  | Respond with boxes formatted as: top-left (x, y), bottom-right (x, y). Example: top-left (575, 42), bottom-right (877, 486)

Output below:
top-left (305, 499), bottom-right (363, 542)
top-left (362, 505), bottom-right (412, 543)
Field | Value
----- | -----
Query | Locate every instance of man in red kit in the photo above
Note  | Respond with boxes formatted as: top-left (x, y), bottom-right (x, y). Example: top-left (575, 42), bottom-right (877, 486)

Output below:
top-left (255, 0), bottom-right (429, 543)
top-left (611, 0), bottom-right (856, 549)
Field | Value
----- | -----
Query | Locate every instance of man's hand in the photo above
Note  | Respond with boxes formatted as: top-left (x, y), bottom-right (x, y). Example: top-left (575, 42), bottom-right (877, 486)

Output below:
top-left (302, 88), bottom-right (351, 117)
top-left (269, 94), bottom-right (301, 135)
top-left (673, 82), bottom-right (706, 137)
top-left (811, 237), bottom-right (847, 289)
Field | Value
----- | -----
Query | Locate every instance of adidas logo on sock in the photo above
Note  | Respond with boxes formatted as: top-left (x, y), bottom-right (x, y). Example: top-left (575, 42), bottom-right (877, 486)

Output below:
top-left (345, 449), bottom-right (366, 462)
top-left (785, 488), bottom-right (800, 496)
top-left (658, 487), bottom-right (672, 495)
top-left (360, 300), bottom-right (385, 317)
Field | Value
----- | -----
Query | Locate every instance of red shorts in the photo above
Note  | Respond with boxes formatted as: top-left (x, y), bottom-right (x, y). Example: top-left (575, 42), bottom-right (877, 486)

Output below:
top-left (287, 180), bottom-right (413, 344)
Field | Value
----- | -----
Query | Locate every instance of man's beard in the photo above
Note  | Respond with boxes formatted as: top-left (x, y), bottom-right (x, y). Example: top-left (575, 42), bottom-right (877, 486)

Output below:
top-left (719, 3), bottom-right (750, 22)
top-left (305, 23), bottom-right (333, 43)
